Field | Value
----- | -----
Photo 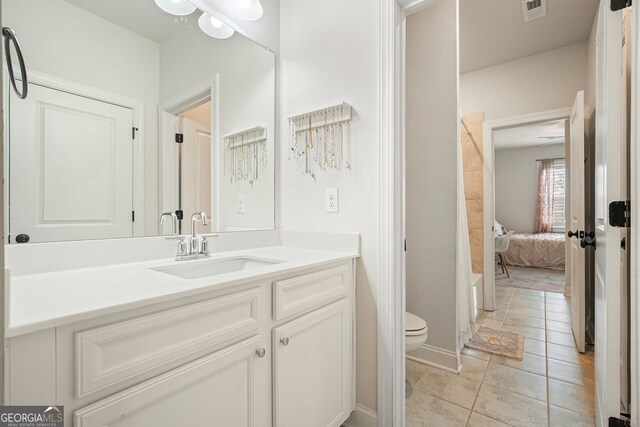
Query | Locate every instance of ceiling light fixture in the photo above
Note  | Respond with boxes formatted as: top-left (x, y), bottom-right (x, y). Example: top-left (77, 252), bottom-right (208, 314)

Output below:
top-left (154, 0), bottom-right (197, 16)
top-left (224, 0), bottom-right (264, 21)
top-left (198, 13), bottom-right (235, 39)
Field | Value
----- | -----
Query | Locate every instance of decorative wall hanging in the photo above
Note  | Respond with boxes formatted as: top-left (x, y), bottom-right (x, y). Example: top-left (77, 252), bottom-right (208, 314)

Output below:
top-left (288, 102), bottom-right (352, 176)
top-left (224, 126), bottom-right (268, 184)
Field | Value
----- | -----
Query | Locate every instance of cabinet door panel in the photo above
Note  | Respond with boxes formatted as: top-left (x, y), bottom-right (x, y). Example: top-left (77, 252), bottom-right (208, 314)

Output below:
top-left (75, 336), bottom-right (266, 427)
top-left (273, 299), bottom-right (351, 427)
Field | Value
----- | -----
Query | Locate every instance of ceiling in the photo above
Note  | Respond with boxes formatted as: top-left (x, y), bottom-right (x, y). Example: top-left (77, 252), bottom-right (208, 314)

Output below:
top-left (64, 0), bottom-right (193, 42)
top-left (460, 0), bottom-right (599, 73)
top-left (493, 119), bottom-right (566, 150)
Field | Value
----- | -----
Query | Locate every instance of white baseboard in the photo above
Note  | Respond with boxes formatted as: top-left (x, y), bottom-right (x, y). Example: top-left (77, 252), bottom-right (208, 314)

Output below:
top-left (343, 404), bottom-right (377, 427)
top-left (406, 343), bottom-right (460, 373)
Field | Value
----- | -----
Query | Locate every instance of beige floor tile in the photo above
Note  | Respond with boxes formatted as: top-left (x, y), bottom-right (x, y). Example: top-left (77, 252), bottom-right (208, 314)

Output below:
top-left (546, 311), bottom-right (571, 323)
top-left (413, 365), bottom-right (483, 410)
top-left (482, 363), bottom-right (547, 402)
top-left (460, 355), bottom-right (490, 381)
top-left (466, 412), bottom-right (512, 427)
top-left (474, 383), bottom-right (548, 427)
top-left (549, 405), bottom-right (596, 427)
top-left (507, 306), bottom-right (545, 319)
top-left (512, 293), bottom-right (545, 302)
top-left (462, 346), bottom-right (492, 361)
top-left (546, 303), bottom-right (571, 314)
top-left (502, 313), bottom-right (545, 329)
top-left (524, 338), bottom-right (546, 357)
top-left (406, 391), bottom-right (471, 427)
top-left (545, 292), bottom-right (568, 301)
top-left (547, 330), bottom-right (576, 348)
top-left (477, 310), bottom-right (508, 322)
top-left (546, 296), bottom-right (570, 306)
top-left (547, 343), bottom-right (594, 366)
top-left (509, 299), bottom-right (545, 310)
top-left (407, 359), bottom-right (427, 386)
top-left (501, 324), bottom-right (546, 341)
top-left (514, 288), bottom-right (545, 297)
top-left (548, 358), bottom-right (594, 387)
top-left (477, 318), bottom-right (504, 329)
top-left (546, 320), bottom-right (572, 333)
top-left (548, 378), bottom-right (595, 416)
top-left (491, 352), bottom-right (546, 376)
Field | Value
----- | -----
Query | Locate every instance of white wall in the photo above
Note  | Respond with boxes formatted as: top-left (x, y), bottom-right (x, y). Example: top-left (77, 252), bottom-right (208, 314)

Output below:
top-left (460, 42), bottom-right (588, 121)
top-left (160, 27), bottom-right (276, 232)
top-left (279, 0), bottom-right (379, 411)
top-left (495, 144), bottom-right (566, 233)
top-left (406, 1), bottom-right (459, 356)
top-left (3, 0), bottom-right (161, 235)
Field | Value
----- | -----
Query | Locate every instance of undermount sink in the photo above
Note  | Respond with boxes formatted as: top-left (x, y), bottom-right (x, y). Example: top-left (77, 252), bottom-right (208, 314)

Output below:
top-left (152, 256), bottom-right (283, 279)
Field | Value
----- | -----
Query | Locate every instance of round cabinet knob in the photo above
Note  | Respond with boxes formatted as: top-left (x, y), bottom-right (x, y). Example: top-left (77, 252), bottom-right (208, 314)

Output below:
top-left (280, 337), bottom-right (290, 346)
top-left (580, 238), bottom-right (596, 249)
top-left (15, 234), bottom-right (30, 243)
top-left (567, 230), bottom-right (579, 239)
top-left (255, 348), bottom-right (266, 358)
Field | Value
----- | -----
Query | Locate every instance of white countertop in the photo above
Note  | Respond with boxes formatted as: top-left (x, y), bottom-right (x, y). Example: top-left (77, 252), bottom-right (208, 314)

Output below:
top-left (7, 245), bottom-right (358, 338)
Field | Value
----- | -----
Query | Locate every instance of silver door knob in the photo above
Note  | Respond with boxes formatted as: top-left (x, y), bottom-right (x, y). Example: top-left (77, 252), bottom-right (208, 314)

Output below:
top-left (280, 337), bottom-right (290, 346)
top-left (256, 348), bottom-right (266, 358)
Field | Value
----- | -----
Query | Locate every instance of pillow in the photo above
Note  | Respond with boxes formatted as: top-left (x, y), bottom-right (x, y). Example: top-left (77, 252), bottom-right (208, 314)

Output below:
top-left (494, 220), bottom-right (506, 238)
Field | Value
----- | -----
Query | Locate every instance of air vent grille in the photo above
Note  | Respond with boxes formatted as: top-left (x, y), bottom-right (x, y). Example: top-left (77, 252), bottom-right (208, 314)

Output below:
top-left (522, 0), bottom-right (547, 22)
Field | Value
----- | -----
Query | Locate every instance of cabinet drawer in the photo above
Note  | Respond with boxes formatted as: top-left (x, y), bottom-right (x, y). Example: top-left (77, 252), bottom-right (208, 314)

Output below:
top-left (273, 264), bottom-right (349, 320)
top-left (75, 288), bottom-right (260, 397)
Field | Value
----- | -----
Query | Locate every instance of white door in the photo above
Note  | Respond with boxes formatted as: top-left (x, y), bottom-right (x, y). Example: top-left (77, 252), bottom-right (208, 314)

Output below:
top-left (273, 299), bottom-right (352, 427)
top-left (181, 115), bottom-right (212, 233)
top-left (594, 3), bottom-right (623, 424)
top-left (9, 84), bottom-right (134, 243)
top-left (568, 90), bottom-right (586, 353)
top-left (74, 336), bottom-right (266, 427)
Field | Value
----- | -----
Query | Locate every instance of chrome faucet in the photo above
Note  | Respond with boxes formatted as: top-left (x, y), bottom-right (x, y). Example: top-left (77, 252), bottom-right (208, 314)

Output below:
top-left (160, 212), bottom-right (178, 235)
top-left (189, 212), bottom-right (208, 254)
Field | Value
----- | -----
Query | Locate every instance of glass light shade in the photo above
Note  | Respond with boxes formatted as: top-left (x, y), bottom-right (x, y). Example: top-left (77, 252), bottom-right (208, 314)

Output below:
top-left (154, 0), bottom-right (197, 16)
top-left (224, 0), bottom-right (263, 21)
top-left (198, 13), bottom-right (235, 39)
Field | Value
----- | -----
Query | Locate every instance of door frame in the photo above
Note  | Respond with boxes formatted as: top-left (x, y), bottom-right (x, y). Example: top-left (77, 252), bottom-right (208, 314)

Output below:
top-left (629, 4), bottom-right (640, 426)
top-left (159, 77), bottom-right (220, 233)
top-left (481, 107), bottom-right (572, 311)
top-left (2, 68), bottom-right (146, 237)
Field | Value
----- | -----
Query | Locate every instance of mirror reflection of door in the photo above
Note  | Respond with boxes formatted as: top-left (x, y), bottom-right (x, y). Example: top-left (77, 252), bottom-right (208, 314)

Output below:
top-left (9, 83), bottom-right (134, 244)
top-left (179, 101), bottom-right (212, 234)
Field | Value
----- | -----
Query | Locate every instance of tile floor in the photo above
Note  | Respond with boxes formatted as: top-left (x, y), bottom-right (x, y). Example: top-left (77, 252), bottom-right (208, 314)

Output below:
top-left (406, 284), bottom-right (595, 427)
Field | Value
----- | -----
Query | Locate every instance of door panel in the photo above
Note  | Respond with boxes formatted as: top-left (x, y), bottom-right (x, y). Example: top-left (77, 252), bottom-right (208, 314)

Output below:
top-left (9, 84), bottom-right (133, 243)
top-left (594, 3), bottom-right (623, 424)
top-left (569, 90), bottom-right (586, 353)
top-left (181, 115), bottom-right (211, 233)
top-left (273, 299), bottom-right (351, 427)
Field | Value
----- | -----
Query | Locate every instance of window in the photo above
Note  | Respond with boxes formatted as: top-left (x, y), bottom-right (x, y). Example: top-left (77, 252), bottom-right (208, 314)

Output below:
top-left (550, 159), bottom-right (566, 232)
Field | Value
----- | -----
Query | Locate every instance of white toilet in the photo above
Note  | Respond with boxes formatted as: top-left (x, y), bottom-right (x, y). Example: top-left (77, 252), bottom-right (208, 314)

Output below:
top-left (405, 312), bottom-right (428, 353)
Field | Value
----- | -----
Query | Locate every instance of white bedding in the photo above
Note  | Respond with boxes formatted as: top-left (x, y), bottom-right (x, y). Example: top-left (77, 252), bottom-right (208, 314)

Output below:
top-left (503, 232), bottom-right (565, 271)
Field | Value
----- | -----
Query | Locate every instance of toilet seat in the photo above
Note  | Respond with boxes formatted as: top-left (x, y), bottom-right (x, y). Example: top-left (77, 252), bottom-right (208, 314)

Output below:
top-left (405, 312), bottom-right (427, 336)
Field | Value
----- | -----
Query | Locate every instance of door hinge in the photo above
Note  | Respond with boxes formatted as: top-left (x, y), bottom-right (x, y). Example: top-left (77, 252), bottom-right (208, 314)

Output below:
top-left (132, 127), bottom-right (138, 140)
top-left (611, 0), bottom-right (632, 10)
top-left (132, 211), bottom-right (135, 222)
top-left (609, 200), bottom-right (630, 228)
top-left (175, 133), bottom-right (184, 144)
top-left (609, 416), bottom-right (631, 427)
top-left (404, 238), bottom-right (407, 252)
top-left (175, 210), bottom-right (184, 220)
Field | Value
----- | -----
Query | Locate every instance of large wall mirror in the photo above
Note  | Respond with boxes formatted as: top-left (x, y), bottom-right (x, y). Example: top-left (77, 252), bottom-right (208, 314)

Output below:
top-left (2, 0), bottom-right (276, 244)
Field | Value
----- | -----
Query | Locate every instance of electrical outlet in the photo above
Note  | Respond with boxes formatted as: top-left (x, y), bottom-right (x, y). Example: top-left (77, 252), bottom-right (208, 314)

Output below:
top-left (325, 188), bottom-right (339, 213)
top-left (237, 194), bottom-right (246, 214)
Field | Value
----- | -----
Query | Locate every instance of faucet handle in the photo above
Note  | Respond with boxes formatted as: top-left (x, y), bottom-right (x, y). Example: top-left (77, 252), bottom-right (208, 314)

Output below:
top-left (201, 236), bottom-right (210, 255)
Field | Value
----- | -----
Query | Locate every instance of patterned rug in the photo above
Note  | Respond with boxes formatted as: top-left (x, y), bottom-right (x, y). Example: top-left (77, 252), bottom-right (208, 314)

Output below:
top-left (496, 266), bottom-right (565, 293)
top-left (465, 326), bottom-right (525, 360)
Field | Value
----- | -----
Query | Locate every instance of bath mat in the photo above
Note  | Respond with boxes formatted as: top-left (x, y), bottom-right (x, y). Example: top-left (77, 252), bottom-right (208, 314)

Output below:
top-left (465, 326), bottom-right (525, 360)
top-left (496, 266), bottom-right (565, 293)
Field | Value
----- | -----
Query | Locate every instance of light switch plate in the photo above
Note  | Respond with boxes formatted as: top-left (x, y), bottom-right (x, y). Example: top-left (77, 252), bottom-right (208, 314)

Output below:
top-left (325, 188), bottom-right (339, 213)
top-left (237, 195), bottom-right (246, 214)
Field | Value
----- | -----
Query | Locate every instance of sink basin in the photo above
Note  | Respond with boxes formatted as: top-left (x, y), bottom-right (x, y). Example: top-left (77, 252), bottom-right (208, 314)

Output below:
top-left (152, 256), bottom-right (283, 279)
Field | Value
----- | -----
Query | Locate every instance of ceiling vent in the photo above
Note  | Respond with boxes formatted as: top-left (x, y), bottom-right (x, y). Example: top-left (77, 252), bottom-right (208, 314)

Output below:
top-left (522, 0), bottom-right (547, 22)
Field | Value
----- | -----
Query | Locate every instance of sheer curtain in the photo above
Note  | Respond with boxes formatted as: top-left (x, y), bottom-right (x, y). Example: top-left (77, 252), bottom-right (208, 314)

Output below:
top-left (535, 159), bottom-right (555, 233)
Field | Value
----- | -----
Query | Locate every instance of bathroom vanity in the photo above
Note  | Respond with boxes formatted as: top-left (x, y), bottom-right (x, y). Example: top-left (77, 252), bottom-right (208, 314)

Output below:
top-left (5, 232), bottom-right (359, 426)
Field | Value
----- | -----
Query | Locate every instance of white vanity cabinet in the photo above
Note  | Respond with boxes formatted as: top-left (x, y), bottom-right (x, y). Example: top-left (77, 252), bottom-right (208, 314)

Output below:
top-left (5, 259), bottom-right (355, 427)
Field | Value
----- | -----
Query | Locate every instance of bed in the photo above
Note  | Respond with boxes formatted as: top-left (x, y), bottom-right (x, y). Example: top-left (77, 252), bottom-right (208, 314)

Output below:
top-left (502, 232), bottom-right (565, 271)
